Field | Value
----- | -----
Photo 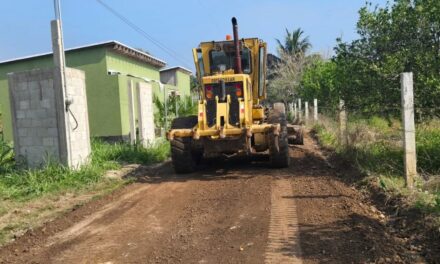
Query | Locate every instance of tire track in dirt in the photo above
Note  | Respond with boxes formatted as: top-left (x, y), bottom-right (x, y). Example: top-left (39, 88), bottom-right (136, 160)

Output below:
top-left (265, 178), bottom-right (302, 264)
top-left (0, 132), bottom-right (429, 263)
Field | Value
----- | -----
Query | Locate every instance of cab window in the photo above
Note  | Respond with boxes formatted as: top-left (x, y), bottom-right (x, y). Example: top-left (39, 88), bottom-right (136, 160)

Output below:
top-left (209, 48), bottom-right (251, 74)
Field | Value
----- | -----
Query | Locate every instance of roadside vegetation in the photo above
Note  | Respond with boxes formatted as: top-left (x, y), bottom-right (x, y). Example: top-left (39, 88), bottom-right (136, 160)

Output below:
top-left (0, 138), bottom-right (170, 244)
top-left (313, 116), bottom-right (440, 215)
top-left (267, 0), bottom-right (440, 238)
top-left (153, 95), bottom-right (197, 129)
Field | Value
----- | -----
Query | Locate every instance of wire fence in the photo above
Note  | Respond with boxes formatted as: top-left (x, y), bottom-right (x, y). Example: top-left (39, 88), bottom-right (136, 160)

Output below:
top-left (288, 100), bottom-right (440, 182)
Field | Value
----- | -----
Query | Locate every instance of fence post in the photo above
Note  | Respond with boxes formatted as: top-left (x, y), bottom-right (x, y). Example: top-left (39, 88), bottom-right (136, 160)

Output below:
top-left (314, 98), bottom-right (318, 122)
top-left (401, 72), bottom-right (417, 189)
top-left (294, 103), bottom-right (297, 120)
top-left (305, 101), bottom-right (309, 124)
top-left (298, 98), bottom-right (302, 121)
top-left (339, 99), bottom-right (347, 146)
top-left (127, 80), bottom-right (137, 145)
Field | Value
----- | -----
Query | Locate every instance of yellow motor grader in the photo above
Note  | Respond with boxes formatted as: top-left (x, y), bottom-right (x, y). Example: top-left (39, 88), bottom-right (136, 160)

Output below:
top-left (167, 17), bottom-right (302, 173)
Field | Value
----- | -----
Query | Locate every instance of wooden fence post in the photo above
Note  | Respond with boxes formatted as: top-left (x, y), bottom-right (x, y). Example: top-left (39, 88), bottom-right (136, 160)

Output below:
top-left (339, 99), bottom-right (347, 146)
top-left (314, 98), bottom-right (318, 122)
top-left (401, 72), bottom-right (417, 189)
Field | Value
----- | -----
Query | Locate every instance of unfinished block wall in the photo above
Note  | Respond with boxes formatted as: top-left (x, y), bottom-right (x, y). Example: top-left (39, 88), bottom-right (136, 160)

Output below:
top-left (8, 68), bottom-right (90, 168)
top-left (136, 82), bottom-right (155, 146)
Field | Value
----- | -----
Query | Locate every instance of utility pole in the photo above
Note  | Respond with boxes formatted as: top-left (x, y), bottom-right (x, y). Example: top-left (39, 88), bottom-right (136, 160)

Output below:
top-left (51, 0), bottom-right (72, 165)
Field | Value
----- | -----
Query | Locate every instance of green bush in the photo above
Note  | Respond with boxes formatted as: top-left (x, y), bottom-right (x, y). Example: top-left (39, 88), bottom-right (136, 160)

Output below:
top-left (153, 95), bottom-right (197, 129)
top-left (0, 140), bottom-right (14, 173)
top-left (416, 122), bottom-right (440, 174)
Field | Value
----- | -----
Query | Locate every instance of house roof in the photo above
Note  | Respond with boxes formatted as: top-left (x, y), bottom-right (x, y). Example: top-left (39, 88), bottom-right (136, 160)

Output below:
top-left (160, 66), bottom-right (192, 75)
top-left (0, 40), bottom-right (167, 68)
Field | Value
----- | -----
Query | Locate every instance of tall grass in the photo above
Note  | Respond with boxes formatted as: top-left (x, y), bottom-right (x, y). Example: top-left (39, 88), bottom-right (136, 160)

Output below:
top-left (313, 116), bottom-right (440, 212)
top-left (0, 139), bottom-right (170, 202)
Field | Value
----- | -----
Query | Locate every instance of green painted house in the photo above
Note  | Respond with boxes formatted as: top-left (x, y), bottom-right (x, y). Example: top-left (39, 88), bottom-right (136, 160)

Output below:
top-left (160, 66), bottom-right (192, 97)
top-left (0, 41), bottom-right (191, 142)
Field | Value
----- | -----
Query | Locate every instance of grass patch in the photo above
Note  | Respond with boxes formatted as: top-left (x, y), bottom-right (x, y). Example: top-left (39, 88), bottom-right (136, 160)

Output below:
top-left (0, 139), bottom-right (169, 202)
top-left (0, 138), bottom-right (170, 245)
top-left (313, 116), bottom-right (440, 214)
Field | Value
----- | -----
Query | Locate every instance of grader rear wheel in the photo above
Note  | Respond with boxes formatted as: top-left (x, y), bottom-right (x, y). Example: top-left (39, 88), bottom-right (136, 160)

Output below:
top-left (268, 104), bottom-right (290, 168)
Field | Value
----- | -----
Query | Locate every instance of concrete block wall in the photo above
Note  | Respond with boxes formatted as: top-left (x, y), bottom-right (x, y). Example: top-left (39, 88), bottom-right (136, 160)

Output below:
top-left (8, 68), bottom-right (90, 168)
top-left (136, 82), bottom-right (155, 146)
top-left (65, 68), bottom-right (91, 167)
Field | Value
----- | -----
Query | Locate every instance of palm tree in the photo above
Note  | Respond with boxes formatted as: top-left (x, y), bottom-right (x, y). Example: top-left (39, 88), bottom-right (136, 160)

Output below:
top-left (276, 28), bottom-right (312, 56)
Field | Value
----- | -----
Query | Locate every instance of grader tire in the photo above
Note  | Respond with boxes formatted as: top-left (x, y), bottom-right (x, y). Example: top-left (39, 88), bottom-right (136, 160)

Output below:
top-left (288, 125), bottom-right (304, 145)
top-left (273, 102), bottom-right (286, 114)
top-left (293, 127), bottom-right (304, 145)
top-left (170, 116), bottom-right (201, 174)
top-left (268, 105), bottom-right (290, 168)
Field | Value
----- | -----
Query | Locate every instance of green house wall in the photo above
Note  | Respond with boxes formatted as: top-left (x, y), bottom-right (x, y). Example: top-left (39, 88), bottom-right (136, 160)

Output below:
top-left (0, 45), bottom-right (189, 143)
top-left (0, 47), bottom-right (125, 141)
top-left (176, 71), bottom-right (190, 97)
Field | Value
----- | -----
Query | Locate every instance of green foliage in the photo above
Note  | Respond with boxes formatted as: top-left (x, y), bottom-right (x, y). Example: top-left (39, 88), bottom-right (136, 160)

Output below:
top-left (416, 121), bottom-right (440, 173)
top-left (315, 116), bottom-right (440, 212)
top-left (190, 75), bottom-right (199, 93)
top-left (333, 0), bottom-right (440, 113)
top-left (313, 123), bottom-right (337, 148)
top-left (299, 58), bottom-right (338, 108)
top-left (267, 28), bottom-right (314, 103)
top-left (0, 140), bottom-right (14, 173)
top-left (0, 140), bottom-right (169, 202)
top-left (91, 139), bottom-right (170, 166)
top-left (276, 28), bottom-right (312, 56)
top-left (153, 95), bottom-right (197, 129)
top-left (297, 0), bottom-right (440, 117)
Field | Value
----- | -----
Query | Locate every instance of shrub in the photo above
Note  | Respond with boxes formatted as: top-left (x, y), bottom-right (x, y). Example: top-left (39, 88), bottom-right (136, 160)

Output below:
top-left (0, 140), bottom-right (14, 173)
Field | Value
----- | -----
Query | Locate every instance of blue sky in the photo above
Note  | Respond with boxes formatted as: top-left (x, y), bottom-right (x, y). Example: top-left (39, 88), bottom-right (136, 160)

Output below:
top-left (0, 0), bottom-right (387, 70)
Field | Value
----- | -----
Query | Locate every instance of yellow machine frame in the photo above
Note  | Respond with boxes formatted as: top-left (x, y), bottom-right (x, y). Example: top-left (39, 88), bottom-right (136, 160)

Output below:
top-left (167, 38), bottom-right (280, 143)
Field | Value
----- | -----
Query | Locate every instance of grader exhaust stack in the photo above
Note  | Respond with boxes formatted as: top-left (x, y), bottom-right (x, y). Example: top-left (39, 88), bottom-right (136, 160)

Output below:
top-left (231, 17), bottom-right (242, 74)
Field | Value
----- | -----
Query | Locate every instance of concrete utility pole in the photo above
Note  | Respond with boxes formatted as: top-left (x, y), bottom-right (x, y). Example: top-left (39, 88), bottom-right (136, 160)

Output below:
top-left (294, 103), bottom-right (297, 120)
top-left (127, 80), bottom-right (136, 144)
top-left (51, 0), bottom-right (72, 165)
top-left (305, 101), bottom-right (309, 124)
top-left (401, 72), bottom-right (417, 189)
top-left (339, 99), bottom-right (347, 146)
top-left (314, 98), bottom-right (318, 122)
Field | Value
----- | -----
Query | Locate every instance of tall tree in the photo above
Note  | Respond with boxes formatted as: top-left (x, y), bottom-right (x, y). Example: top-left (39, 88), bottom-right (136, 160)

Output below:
top-left (332, 0), bottom-right (440, 116)
top-left (276, 28), bottom-right (312, 56)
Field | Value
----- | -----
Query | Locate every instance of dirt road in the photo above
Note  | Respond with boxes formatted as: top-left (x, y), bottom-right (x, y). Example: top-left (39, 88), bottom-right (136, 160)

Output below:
top-left (0, 134), bottom-right (426, 263)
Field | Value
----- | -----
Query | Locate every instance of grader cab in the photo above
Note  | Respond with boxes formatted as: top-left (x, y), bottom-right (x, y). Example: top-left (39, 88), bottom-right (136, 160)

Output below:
top-left (167, 17), bottom-right (301, 173)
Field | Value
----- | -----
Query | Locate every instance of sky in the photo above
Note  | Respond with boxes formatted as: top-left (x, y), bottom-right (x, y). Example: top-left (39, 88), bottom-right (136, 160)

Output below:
top-left (0, 0), bottom-right (388, 71)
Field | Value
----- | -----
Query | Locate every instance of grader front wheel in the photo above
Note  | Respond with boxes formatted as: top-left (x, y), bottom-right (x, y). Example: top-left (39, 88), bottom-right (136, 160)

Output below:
top-left (170, 116), bottom-right (201, 174)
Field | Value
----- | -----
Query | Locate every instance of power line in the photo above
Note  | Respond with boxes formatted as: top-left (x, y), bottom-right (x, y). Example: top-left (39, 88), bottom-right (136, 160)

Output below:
top-left (95, 0), bottom-right (193, 69)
